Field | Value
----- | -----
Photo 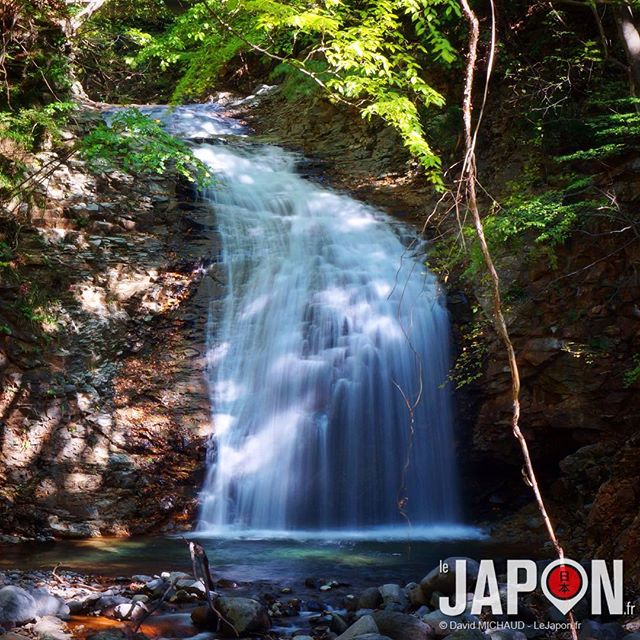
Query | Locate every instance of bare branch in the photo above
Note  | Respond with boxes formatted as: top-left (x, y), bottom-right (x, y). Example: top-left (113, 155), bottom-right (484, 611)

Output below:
top-left (457, 1), bottom-right (578, 637)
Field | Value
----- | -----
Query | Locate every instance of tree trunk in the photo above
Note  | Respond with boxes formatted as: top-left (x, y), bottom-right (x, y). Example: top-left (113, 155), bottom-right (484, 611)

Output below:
top-left (614, 2), bottom-right (640, 94)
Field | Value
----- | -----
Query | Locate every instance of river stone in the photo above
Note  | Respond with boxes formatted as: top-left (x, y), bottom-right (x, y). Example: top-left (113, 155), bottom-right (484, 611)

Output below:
top-left (488, 631), bottom-right (527, 640)
top-left (175, 579), bottom-right (207, 597)
top-left (405, 582), bottom-right (428, 607)
top-left (371, 610), bottom-right (432, 640)
top-left (30, 590), bottom-right (70, 620)
top-left (422, 610), bottom-right (479, 638)
top-left (420, 558), bottom-right (480, 599)
top-left (351, 636), bottom-right (393, 640)
top-left (113, 602), bottom-right (147, 621)
top-left (337, 614), bottom-right (379, 640)
top-left (33, 616), bottom-right (71, 640)
top-left (218, 597), bottom-right (270, 637)
top-left (192, 598), bottom-right (270, 637)
top-left (579, 620), bottom-right (625, 640)
top-left (379, 584), bottom-right (407, 611)
top-left (359, 587), bottom-right (382, 610)
top-left (86, 631), bottom-right (126, 640)
top-left (443, 631), bottom-right (487, 640)
top-left (331, 612), bottom-right (349, 634)
top-left (0, 586), bottom-right (37, 624)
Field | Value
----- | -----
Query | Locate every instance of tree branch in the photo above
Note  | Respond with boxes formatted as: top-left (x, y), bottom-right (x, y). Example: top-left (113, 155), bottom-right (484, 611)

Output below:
top-left (457, 2), bottom-right (578, 638)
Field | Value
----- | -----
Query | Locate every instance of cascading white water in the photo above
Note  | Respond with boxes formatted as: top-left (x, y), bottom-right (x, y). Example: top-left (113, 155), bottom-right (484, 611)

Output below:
top-left (146, 102), bottom-right (462, 536)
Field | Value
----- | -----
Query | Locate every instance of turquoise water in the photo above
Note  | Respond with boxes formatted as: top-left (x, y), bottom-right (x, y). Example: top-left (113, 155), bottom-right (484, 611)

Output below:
top-left (0, 534), bottom-right (537, 589)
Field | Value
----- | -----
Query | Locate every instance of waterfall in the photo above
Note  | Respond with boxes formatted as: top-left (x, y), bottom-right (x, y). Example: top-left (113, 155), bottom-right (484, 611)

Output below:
top-left (148, 103), bottom-right (462, 535)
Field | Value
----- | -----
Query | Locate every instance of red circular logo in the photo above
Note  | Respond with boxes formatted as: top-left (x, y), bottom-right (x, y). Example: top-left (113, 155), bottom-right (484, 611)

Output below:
top-left (546, 564), bottom-right (583, 600)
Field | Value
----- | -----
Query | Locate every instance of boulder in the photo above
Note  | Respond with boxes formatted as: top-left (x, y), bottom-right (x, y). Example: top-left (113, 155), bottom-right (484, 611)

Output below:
top-left (0, 587), bottom-right (37, 624)
top-left (422, 610), bottom-right (478, 638)
top-left (405, 582), bottom-right (428, 607)
top-left (86, 631), bottom-right (126, 640)
top-left (420, 558), bottom-right (480, 600)
top-left (379, 585), bottom-right (407, 611)
top-left (443, 631), bottom-right (487, 640)
top-left (337, 615), bottom-right (379, 640)
top-left (30, 590), bottom-right (70, 620)
top-left (191, 598), bottom-right (270, 637)
top-left (33, 616), bottom-right (71, 640)
top-left (579, 620), bottom-right (625, 640)
top-left (359, 587), bottom-right (383, 610)
top-left (371, 610), bottom-right (432, 640)
top-left (488, 630), bottom-right (527, 640)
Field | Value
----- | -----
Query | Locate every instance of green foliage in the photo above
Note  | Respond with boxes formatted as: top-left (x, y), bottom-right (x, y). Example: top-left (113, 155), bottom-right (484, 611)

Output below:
top-left (75, 0), bottom-right (178, 102)
top-left (79, 108), bottom-right (211, 183)
top-left (269, 61), bottom-right (328, 100)
top-left (134, 1), bottom-right (264, 102)
top-left (135, 0), bottom-right (459, 185)
top-left (624, 355), bottom-right (640, 389)
top-left (257, 0), bottom-right (458, 185)
top-left (556, 98), bottom-right (640, 162)
top-left (0, 102), bottom-right (75, 150)
top-left (449, 319), bottom-right (488, 389)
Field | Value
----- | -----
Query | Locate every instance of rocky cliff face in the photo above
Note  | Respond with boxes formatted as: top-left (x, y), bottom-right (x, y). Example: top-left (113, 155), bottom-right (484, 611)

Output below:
top-left (0, 110), bottom-right (220, 539)
top-left (242, 88), bottom-right (640, 578)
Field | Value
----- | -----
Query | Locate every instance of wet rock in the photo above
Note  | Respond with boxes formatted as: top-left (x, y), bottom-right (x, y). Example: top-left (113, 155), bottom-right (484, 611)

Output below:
top-left (488, 631), bottom-right (527, 640)
top-left (359, 587), bottom-right (382, 610)
top-left (192, 598), bottom-right (270, 637)
top-left (112, 602), bottom-right (147, 621)
top-left (336, 614), bottom-right (379, 640)
top-left (0, 586), bottom-right (37, 624)
top-left (30, 590), bottom-right (70, 620)
top-left (86, 631), bottom-right (126, 640)
top-left (405, 582), bottom-right (428, 607)
top-left (443, 631), bottom-right (487, 640)
top-left (191, 605), bottom-right (217, 629)
top-left (175, 579), bottom-right (206, 597)
top-left (217, 597), bottom-right (270, 637)
top-left (422, 610), bottom-right (479, 638)
top-left (32, 616), bottom-right (71, 640)
top-left (420, 558), bottom-right (480, 599)
top-left (579, 620), bottom-right (625, 640)
top-left (331, 612), bottom-right (349, 634)
top-left (371, 610), bottom-right (432, 640)
top-left (379, 585), bottom-right (406, 611)
top-left (351, 635), bottom-right (393, 640)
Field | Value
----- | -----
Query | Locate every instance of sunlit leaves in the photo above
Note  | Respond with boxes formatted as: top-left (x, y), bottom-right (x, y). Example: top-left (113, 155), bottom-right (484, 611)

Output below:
top-left (80, 109), bottom-right (211, 184)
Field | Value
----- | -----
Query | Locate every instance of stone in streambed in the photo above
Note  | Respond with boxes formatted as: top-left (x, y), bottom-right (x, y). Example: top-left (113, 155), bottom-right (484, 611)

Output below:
top-left (331, 612), bottom-right (349, 634)
top-left (422, 610), bottom-right (479, 638)
top-left (0, 587), bottom-right (37, 624)
top-left (30, 590), bottom-right (70, 620)
top-left (217, 598), bottom-right (270, 637)
top-left (191, 598), bottom-right (270, 637)
top-left (33, 616), bottom-right (71, 640)
top-left (488, 630), bottom-right (527, 640)
top-left (175, 579), bottom-right (207, 598)
top-left (371, 610), bottom-right (432, 640)
top-left (350, 635), bottom-right (393, 640)
top-left (579, 620), bottom-right (625, 640)
top-left (336, 614), bottom-right (379, 640)
top-left (86, 631), bottom-right (127, 640)
top-left (405, 582), bottom-right (428, 607)
top-left (0, 587), bottom-right (67, 625)
top-left (359, 587), bottom-right (382, 610)
top-left (420, 557), bottom-right (480, 600)
top-left (443, 631), bottom-right (488, 640)
top-left (379, 585), bottom-right (407, 611)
